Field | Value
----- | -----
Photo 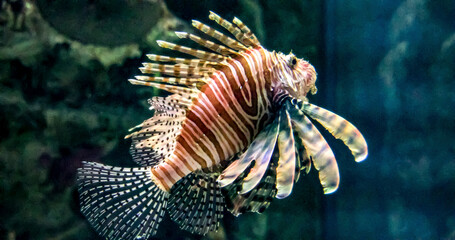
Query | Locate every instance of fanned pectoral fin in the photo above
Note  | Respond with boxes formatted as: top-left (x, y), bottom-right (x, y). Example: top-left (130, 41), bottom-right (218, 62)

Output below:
top-left (223, 158), bottom-right (278, 216)
top-left (239, 116), bottom-right (280, 194)
top-left (218, 117), bottom-right (280, 188)
top-left (289, 108), bottom-right (340, 194)
top-left (302, 103), bottom-right (368, 162)
top-left (275, 109), bottom-right (296, 199)
top-left (294, 130), bottom-right (311, 183)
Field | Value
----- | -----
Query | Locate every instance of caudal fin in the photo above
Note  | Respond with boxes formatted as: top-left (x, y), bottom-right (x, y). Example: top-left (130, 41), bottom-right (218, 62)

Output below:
top-left (77, 162), bottom-right (168, 240)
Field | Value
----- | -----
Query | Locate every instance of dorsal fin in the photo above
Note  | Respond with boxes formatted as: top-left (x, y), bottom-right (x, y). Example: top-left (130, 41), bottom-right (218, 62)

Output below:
top-left (208, 11), bottom-right (260, 47)
top-left (192, 20), bottom-right (247, 51)
top-left (232, 16), bottom-right (260, 47)
top-left (128, 79), bottom-right (200, 99)
top-left (134, 75), bottom-right (208, 89)
top-left (157, 40), bottom-right (227, 62)
top-left (140, 62), bottom-right (215, 78)
top-left (127, 94), bottom-right (188, 167)
top-left (131, 12), bottom-right (260, 97)
top-left (146, 54), bottom-right (224, 67)
top-left (175, 31), bottom-right (239, 56)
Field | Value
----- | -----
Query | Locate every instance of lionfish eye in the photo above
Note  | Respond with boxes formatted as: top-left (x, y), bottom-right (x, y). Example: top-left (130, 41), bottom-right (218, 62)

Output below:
top-left (289, 56), bottom-right (298, 68)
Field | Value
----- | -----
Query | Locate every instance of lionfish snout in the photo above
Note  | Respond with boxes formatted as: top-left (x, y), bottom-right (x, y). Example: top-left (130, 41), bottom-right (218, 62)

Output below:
top-left (280, 53), bottom-right (318, 101)
top-left (295, 60), bottom-right (318, 98)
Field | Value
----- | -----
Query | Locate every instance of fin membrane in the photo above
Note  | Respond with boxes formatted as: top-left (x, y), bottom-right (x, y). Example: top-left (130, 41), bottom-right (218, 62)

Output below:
top-left (218, 115), bottom-right (280, 188)
top-left (293, 128), bottom-right (311, 183)
top-left (288, 105), bottom-right (340, 194)
top-left (222, 153), bottom-right (278, 216)
top-left (275, 106), bottom-right (296, 199)
top-left (167, 173), bottom-right (225, 235)
top-left (77, 162), bottom-right (168, 240)
top-left (301, 102), bottom-right (368, 162)
top-left (130, 11), bottom-right (262, 98)
top-left (127, 94), bottom-right (187, 167)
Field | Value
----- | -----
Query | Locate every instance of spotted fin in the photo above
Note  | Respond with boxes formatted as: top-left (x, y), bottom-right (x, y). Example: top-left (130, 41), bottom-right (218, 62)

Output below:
top-left (218, 116), bottom-right (280, 189)
top-left (275, 108), bottom-right (296, 199)
top-left (77, 162), bottom-right (168, 240)
top-left (302, 103), bottom-right (368, 162)
top-left (167, 173), bottom-right (225, 235)
top-left (289, 107), bottom-right (340, 194)
top-left (126, 94), bottom-right (187, 166)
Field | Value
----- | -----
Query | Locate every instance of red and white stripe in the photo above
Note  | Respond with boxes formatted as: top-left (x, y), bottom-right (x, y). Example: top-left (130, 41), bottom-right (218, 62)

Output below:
top-left (151, 46), bottom-right (278, 191)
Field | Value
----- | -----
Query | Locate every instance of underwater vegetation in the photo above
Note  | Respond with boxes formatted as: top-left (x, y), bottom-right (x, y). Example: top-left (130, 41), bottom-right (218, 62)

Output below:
top-left (1, 0), bottom-right (454, 240)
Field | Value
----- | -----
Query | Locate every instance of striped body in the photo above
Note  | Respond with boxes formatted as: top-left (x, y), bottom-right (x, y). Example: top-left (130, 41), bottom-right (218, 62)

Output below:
top-left (77, 11), bottom-right (368, 239)
top-left (152, 47), bottom-right (276, 191)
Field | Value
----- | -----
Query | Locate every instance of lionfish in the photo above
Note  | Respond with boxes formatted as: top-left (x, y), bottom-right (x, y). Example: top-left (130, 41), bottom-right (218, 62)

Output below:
top-left (77, 11), bottom-right (368, 240)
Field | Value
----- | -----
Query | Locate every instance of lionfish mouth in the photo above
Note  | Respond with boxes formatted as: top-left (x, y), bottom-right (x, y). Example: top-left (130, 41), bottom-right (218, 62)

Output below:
top-left (310, 84), bottom-right (318, 95)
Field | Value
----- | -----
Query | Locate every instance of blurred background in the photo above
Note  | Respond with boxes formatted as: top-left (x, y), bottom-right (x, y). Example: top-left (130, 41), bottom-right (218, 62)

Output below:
top-left (0, 0), bottom-right (454, 239)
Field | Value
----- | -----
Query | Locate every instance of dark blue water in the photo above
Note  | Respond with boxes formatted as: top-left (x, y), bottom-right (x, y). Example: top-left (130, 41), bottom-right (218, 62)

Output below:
top-left (1, 0), bottom-right (453, 239)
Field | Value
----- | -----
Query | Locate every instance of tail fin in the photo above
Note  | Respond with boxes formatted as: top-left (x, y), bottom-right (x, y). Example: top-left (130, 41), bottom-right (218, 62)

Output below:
top-left (77, 162), bottom-right (168, 240)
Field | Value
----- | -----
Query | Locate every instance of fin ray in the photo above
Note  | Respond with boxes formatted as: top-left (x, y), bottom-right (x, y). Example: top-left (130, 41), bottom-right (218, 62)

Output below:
top-left (146, 54), bottom-right (224, 67)
top-left (127, 95), bottom-right (187, 166)
top-left (218, 116), bottom-right (280, 188)
top-left (223, 157), bottom-right (277, 216)
top-left (239, 115), bottom-right (280, 194)
top-left (157, 40), bottom-right (226, 62)
top-left (167, 173), bottom-right (225, 235)
top-left (302, 103), bottom-right (368, 162)
top-left (289, 108), bottom-right (340, 194)
top-left (209, 11), bottom-right (260, 47)
top-left (275, 108), bottom-right (296, 199)
top-left (77, 162), bottom-right (168, 240)
top-left (192, 20), bottom-right (247, 51)
top-left (175, 31), bottom-right (239, 56)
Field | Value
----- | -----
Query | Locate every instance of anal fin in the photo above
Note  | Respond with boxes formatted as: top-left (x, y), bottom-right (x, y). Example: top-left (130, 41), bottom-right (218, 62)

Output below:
top-left (167, 172), bottom-right (225, 235)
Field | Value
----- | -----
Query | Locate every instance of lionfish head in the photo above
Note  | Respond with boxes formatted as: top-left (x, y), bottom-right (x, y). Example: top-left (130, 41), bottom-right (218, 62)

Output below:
top-left (275, 52), bottom-right (318, 102)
